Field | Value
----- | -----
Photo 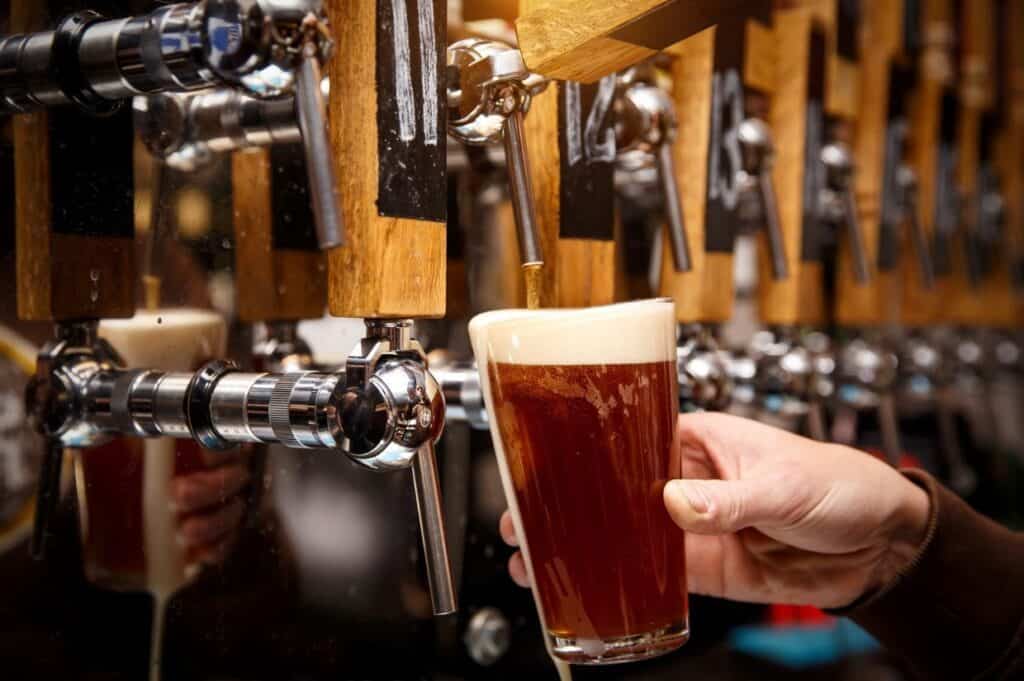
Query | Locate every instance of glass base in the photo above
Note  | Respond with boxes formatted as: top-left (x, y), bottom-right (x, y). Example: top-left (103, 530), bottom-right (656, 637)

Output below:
top-left (549, 622), bottom-right (689, 665)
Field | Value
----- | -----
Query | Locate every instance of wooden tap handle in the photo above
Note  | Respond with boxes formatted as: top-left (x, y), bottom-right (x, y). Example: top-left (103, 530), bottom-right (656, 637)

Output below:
top-left (233, 145), bottom-right (327, 323)
top-left (326, 0), bottom-right (447, 319)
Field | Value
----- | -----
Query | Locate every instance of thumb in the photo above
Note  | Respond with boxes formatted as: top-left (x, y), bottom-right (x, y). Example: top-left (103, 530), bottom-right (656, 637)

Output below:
top-left (663, 478), bottom-right (775, 535)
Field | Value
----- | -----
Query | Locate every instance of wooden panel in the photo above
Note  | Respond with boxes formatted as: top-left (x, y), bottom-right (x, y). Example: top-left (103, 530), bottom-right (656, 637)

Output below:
top-left (744, 18), bottom-right (778, 93)
top-left (835, 0), bottom-right (902, 327)
top-left (901, 0), bottom-right (955, 327)
top-left (759, 9), bottom-right (822, 326)
top-left (14, 0), bottom-right (135, 322)
top-left (947, 0), bottom-right (995, 325)
top-left (518, 0), bottom-right (622, 308)
top-left (515, 0), bottom-right (752, 82)
top-left (232, 149), bottom-right (326, 322)
top-left (326, 0), bottom-right (447, 319)
top-left (658, 27), bottom-right (715, 322)
top-left (462, 0), bottom-right (520, 22)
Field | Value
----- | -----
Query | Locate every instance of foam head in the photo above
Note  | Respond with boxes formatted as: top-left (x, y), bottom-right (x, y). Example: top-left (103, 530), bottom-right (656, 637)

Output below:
top-left (468, 298), bottom-right (677, 367)
top-left (99, 308), bottom-right (227, 370)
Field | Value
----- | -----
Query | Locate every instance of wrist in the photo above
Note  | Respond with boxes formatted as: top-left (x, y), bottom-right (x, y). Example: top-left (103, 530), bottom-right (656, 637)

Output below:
top-left (872, 474), bottom-right (932, 592)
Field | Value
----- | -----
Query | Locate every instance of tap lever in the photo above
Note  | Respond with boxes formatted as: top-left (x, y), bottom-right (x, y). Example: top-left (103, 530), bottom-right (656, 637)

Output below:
top-left (294, 19), bottom-right (344, 250)
top-left (656, 142), bottom-right (691, 272)
top-left (412, 441), bottom-right (457, 615)
top-left (447, 39), bottom-right (548, 271)
top-left (738, 118), bottom-right (787, 279)
top-left (897, 166), bottom-right (936, 289)
top-left (821, 142), bottom-right (870, 284)
top-left (502, 109), bottom-right (543, 267)
top-left (614, 69), bottom-right (690, 272)
top-left (30, 439), bottom-right (64, 560)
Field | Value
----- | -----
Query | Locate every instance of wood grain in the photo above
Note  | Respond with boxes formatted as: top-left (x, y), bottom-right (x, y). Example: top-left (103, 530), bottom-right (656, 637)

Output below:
top-left (901, 0), bottom-right (954, 327)
top-left (947, 0), bottom-right (995, 325)
top-left (835, 0), bottom-right (901, 327)
top-left (232, 149), bottom-right (326, 322)
top-left (515, 0), bottom-right (750, 82)
top-left (658, 27), bottom-right (714, 322)
top-left (758, 8), bottom-right (818, 327)
top-left (515, 0), bottom-right (615, 308)
top-left (14, 0), bottom-right (134, 322)
top-left (326, 0), bottom-right (446, 319)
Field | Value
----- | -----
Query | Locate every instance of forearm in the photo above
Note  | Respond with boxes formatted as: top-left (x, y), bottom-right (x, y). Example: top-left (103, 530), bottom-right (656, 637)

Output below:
top-left (846, 470), bottom-right (1024, 680)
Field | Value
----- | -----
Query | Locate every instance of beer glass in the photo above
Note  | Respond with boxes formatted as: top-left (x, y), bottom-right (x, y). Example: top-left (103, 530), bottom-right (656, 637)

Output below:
top-left (469, 299), bottom-right (688, 665)
top-left (77, 308), bottom-right (227, 681)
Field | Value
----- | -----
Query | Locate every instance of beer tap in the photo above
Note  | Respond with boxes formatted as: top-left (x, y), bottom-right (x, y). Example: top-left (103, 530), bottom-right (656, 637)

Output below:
top-left (897, 330), bottom-right (978, 495)
top-left (24, 318), bottom-right (457, 614)
top-left (820, 140), bottom-right (870, 284)
top-left (614, 64), bottom-right (691, 273)
top-left (676, 325), bottom-right (731, 413)
top-left (0, 0), bottom-right (343, 250)
top-left (835, 333), bottom-right (904, 467)
top-left (737, 117), bottom-right (788, 280)
top-left (446, 38), bottom-right (548, 306)
top-left (747, 329), bottom-right (829, 441)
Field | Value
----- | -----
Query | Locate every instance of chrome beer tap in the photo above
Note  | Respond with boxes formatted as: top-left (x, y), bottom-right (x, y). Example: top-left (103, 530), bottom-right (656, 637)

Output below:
top-left (746, 329), bottom-right (828, 441)
top-left (676, 325), bottom-right (731, 412)
top-left (820, 141), bottom-right (871, 284)
top-left (135, 78), bottom-right (330, 171)
top-left (613, 64), bottom-right (691, 273)
top-left (835, 332), bottom-right (903, 466)
top-left (880, 121), bottom-right (935, 288)
top-left (25, 319), bottom-right (458, 615)
top-left (0, 0), bottom-right (342, 249)
top-left (736, 117), bottom-right (788, 280)
top-left (897, 330), bottom-right (977, 495)
top-left (252, 320), bottom-right (315, 373)
top-left (446, 38), bottom-right (548, 276)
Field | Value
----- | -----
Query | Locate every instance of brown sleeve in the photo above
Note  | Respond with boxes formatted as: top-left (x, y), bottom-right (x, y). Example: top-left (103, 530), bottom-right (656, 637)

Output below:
top-left (844, 469), bottom-right (1024, 680)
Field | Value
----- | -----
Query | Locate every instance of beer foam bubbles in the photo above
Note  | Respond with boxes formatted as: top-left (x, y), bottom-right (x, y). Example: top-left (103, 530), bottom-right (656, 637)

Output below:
top-left (469, 298), bottom-right (676, 366)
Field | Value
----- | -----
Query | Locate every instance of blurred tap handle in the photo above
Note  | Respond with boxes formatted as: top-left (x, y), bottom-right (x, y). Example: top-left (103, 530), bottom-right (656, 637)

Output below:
top-left (614, 67), bottom-right (690, 273)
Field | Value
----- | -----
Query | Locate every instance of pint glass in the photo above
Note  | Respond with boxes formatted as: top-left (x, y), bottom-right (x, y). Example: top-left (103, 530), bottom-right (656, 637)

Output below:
top-left (469, 299), bottom-right (688, 664)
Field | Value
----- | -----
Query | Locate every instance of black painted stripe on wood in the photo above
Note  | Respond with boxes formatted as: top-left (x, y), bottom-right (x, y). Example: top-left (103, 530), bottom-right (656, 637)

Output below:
top-left (270, 143), bottom-right (319, 252)
top-left (557, 78), bottom-right (616, 241)
top-left (375, 0), bottom-right (446, 223)
top-left (800, 27), bottom-right (827, 263)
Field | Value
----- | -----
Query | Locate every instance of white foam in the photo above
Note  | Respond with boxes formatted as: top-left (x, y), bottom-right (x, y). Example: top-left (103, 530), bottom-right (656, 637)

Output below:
top-left (468, 300), bottom-right (674, 673)
top-left (468, 299), bottom-right (676, 366)
top-left (98, 308), bottom-right (227, 681)
top-left (99, 308), bottom-right (226, 371)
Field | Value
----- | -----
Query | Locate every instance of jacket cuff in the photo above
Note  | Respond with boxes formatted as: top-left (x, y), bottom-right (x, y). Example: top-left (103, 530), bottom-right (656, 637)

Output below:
top-left (840, 469), bottom-right (1024, 680)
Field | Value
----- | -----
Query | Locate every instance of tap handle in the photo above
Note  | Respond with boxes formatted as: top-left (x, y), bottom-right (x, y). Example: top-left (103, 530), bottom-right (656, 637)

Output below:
top-left (759, 169), bottom-right (788, 280)
top-left (503, 109), bottom-right (544, 268)
top-left (964, 220), bottom-right (986, 288)
top-left (30, 438), bottom-right (64, 560)
top-left (902, 171), bottom-right (935, 289)
top-left (877, 393), bottom-right (903, 467)
top-left (656, 142), bottom-right (691, 272)
top-left (842, 185), bottom-right (871, 284)
top-left (295, 36), bottom-right (344, 250)
top-left (411, 441), bottom-right (458, 615)
top-left (935, 388), bottom-right (978, 496)
top-left (805, 401), bottom-right (828, 442)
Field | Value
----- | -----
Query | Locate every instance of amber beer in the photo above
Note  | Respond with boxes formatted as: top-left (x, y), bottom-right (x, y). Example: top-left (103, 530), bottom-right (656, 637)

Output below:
top-left (470, 299), bottom-right (688, 665)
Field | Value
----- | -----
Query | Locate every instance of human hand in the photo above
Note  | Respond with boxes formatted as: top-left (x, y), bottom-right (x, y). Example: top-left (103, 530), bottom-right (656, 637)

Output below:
top-left (500, 412), bottom-right (930, 609)
top-left (172, 450), bottom-right (251, 566)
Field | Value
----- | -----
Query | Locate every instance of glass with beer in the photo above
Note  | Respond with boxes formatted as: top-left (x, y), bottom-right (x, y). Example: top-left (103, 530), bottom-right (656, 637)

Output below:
top-left (469, 299), bottom-right (688, 665)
